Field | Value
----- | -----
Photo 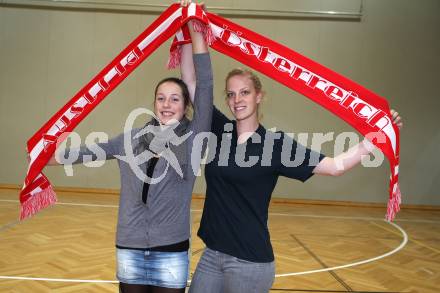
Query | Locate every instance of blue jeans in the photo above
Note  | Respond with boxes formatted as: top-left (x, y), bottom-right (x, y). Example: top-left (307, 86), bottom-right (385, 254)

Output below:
top-left (116, 248), bottom-right (189, 288)
top-left (189, 248), bottom-right (275, 293)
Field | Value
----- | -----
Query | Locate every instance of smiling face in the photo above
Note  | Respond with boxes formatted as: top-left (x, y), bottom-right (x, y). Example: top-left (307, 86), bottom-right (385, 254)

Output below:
top-left (154, 81), bottom-right (186, 125)
top-left (225, 73), bottom-right (263, 123)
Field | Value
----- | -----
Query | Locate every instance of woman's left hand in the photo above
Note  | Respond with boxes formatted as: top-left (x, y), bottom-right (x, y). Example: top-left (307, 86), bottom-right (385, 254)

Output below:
top-left (390, 109), bottom-right (403, 129)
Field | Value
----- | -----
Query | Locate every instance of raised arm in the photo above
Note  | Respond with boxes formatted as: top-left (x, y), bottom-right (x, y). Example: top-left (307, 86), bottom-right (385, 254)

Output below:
top-left (180, 43), bottom-right (196, 101)
top-left (180, 1), bottom-right (208, 102)
top-left (313, 109), bottom-right (403, 176)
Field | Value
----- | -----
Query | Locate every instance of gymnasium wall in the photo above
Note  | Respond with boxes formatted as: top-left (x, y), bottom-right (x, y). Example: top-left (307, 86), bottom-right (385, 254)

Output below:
top-left (0, 0), bottom-right (439, 205)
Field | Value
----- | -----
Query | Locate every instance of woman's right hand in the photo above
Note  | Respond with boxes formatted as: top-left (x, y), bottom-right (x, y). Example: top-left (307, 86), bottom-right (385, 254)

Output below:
top-left (181, 1), bottom-right (208, 54)
top-left (180, 0), bottom-right (191, 7)
top-left (180, 0), bottom-right (206, 10)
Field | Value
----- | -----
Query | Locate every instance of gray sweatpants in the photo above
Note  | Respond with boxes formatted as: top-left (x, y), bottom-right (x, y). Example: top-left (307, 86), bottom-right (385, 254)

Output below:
top-left (189, 248), bottom-right (275, 293)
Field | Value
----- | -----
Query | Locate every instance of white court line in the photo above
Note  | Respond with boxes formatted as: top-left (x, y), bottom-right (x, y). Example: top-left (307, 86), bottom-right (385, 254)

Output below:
top-left (0, 276), bottom-right (117, 283)
top-left (0, 202), bottom-right (409, 282)
top-left (0, 199), bottom-right (118, 208)
top-left (269, 212), bottom-right (440, 224)
top-left (1, 200), bottom-right (438, 224)
top-left (56, 202), bottom-right (119, 208)
top-left (275, 220), bottom-right (408, 277)
top-left (0, 200), bottom-right (18, 204)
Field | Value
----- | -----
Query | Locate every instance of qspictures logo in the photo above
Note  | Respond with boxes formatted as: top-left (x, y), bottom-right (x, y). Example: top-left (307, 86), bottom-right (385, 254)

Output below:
top-left (55, 107), bottom-right (385, 183)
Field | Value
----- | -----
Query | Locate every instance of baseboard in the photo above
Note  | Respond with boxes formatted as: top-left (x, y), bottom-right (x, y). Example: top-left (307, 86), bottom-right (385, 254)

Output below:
top-left (2, 183), bottom-right (439, 211)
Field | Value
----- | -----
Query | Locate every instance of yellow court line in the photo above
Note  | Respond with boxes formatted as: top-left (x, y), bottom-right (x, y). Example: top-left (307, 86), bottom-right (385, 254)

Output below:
top-left (370, 221), bottom-right (440, 255)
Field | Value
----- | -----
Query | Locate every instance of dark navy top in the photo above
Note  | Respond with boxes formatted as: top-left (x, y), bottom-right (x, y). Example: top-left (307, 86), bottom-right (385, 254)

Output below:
top-left (197, 107), bottom-right (325, 262)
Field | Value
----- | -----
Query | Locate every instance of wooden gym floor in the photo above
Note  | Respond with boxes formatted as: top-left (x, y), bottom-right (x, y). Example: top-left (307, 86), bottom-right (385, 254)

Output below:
top-left (0, 188), bottom-right (439, 293)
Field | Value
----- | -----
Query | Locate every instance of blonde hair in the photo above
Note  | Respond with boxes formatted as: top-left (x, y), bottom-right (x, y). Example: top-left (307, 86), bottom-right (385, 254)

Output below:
top-left (225, 68), bottom-right (265, 121)
top-left (225, 68), bottom-right (263, 94)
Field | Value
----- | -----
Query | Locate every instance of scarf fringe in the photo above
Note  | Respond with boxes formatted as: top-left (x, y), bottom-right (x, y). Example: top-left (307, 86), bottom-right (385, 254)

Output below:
top-left (167, 20), bottom-right (214, 69)
top-left (167, 46), bottom-right (183, 69)
top-left (20, 186), bottom-right (57, 220)
top-left (385, 184), bottom-right (401, 221)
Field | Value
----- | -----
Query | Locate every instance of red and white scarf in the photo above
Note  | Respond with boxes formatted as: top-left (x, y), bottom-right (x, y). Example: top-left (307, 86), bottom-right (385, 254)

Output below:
top-left (21, 3), bottom-right (401, 221)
